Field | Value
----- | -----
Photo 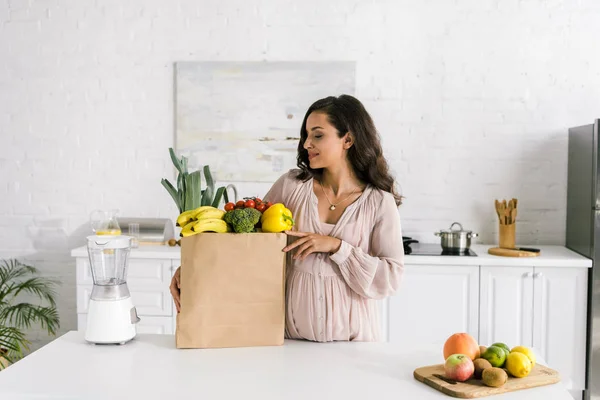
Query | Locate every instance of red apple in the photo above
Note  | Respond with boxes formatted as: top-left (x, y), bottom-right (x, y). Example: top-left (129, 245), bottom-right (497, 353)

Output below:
top-left (444, 354), bottom-right (475, 382)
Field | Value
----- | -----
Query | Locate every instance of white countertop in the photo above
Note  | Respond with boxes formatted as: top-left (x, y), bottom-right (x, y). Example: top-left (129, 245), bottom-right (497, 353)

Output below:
top-left (71, 243), bottom-right (592, 268)
top-left (0, 331), bottom-right (573, 400)
top-left (406, 244), bottom-right (592, 268)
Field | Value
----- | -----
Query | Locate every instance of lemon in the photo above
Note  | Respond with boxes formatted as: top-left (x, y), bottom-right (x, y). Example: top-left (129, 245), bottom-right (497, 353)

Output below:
top-left (506, 352), bottom-right (532, 378)
top-left (511, 346), bottom-right (536, 367)
top-left (96, 229), bottom-right (121, 235)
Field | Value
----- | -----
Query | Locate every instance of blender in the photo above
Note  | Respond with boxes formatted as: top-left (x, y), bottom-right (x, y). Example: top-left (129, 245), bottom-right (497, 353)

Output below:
top-left (85, 235), bottom-right (140, 344)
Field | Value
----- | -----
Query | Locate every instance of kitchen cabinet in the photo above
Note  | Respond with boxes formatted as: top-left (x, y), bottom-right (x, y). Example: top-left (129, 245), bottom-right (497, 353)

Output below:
top-left (479, 265), bottom-right (588, 391)
top-left (531, 267), bottom-right (588, 391)
top-left (479, 266), bottom-right (534, 348)
top-left (386, 264), bottom-right (479, 351)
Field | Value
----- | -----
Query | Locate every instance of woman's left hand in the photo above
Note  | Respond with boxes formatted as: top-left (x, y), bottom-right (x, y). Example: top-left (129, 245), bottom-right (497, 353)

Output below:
top-left (283, 231), bottom-right (342, 260)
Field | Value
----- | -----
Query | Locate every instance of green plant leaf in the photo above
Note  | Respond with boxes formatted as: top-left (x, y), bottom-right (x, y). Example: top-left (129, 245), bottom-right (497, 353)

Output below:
top-left (161, 179), bottom-right (181, 213)
top-left (201, 165), bottom-right (215, 206)
top-left (0, 304), bottom-right (59, 335)
top-left (0, 326), bottom-right (25, 353)
top-left (184, 170), bottom-right (203, 211)
top-left (0, 260), bottom-right (37, 291)
top-left (0, 326), bottom-right (29, 360)
top-left (223, 187), bottom-right (229, 204)
top-left (0, 259), bottom-right (60, 367)
top-left (162, 148), bottom-right (232, 213)
top-left (201, 188), bottom-right (214, 206)
top-left (177, 172), bottom-right (187, 211)
top-left (211, 186), bottom-right (226, 208)
top-left (0, 326), bottom-right (28, 367)
top-left (9, 276), bottom-right (58, 308)
top-left (203, 165), bottom-right (214, 191)
top-left (169, 148), bottom-right (183, 174)
top-left (181, 154), bottom-right (188, 174)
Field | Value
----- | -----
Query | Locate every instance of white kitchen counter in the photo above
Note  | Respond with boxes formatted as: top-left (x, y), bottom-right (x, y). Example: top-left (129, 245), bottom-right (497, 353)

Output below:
top-left (71, 243), bottom-right (592, 268)
top-left (406, 244), bottom-right (592, 267)
top-left (0, 331), bottom-right (573, 400)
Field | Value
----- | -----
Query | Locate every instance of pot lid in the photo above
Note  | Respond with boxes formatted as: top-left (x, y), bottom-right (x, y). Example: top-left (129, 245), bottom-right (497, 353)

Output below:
top-left (438, 222), bottom-right (472, 234)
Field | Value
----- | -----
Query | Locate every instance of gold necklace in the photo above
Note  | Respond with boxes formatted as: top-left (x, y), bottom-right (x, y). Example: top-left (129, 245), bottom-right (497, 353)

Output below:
top-left (319, 181), bottom-right (359, 211)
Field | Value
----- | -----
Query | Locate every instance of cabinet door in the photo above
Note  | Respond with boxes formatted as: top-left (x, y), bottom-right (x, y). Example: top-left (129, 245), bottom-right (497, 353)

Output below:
top-left (479, 266), bottom-right (534, 348)
top-left (532, 267), bottom-right (588, 391)
top-left (386, 264), bottom-right (479, 350)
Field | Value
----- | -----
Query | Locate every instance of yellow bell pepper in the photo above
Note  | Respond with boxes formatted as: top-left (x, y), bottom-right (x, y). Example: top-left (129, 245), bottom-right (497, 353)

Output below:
top-left (260, 203), bottom-right (294, 233)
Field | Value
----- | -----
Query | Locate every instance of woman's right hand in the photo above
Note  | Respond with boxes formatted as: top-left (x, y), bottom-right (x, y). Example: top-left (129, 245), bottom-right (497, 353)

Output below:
top-left (169, 266), bottom-right (181, 313)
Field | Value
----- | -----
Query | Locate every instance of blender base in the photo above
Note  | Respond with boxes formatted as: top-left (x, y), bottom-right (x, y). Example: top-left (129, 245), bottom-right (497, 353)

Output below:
top-left (85, 297), bottom-right (138, 345)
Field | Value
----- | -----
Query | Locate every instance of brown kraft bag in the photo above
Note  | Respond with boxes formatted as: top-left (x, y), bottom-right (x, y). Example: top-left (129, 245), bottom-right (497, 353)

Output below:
top-left (176, 232), bottom-right (287, 349)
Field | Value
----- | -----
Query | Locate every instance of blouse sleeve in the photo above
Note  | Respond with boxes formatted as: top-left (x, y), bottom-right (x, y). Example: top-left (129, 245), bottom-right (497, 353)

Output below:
top-left (329, 193), bottom-right (405, 299)
top-left (262, 169), bottom-right (296, 205)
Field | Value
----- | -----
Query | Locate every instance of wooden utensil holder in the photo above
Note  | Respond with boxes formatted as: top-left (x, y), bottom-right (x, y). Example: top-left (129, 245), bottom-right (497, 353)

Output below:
top-left (499, 223), bottom-right (516, 249)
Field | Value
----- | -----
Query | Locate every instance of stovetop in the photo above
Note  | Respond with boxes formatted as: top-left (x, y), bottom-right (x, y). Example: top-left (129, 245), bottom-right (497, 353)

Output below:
top-left (403, 237), bottom-right (477, 257)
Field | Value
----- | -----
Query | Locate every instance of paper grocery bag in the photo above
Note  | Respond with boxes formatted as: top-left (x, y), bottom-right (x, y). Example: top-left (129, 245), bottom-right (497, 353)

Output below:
top-left (176, 232), bottom-right (287, 349)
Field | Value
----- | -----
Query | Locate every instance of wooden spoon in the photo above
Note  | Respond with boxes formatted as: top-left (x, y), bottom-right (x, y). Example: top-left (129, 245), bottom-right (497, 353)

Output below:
top-left (495, 200), bottom-right (502, 223)
top-left (496, 200), bottom-right (504, 224)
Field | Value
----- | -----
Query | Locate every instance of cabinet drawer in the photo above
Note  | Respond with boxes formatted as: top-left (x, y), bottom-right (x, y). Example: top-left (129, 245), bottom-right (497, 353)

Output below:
top-left (76, 258), bottom-right (173, 286)
top-left (77, 285), bottom-right (173, 316)
top-left (78, 313), bottom-right (174, 335)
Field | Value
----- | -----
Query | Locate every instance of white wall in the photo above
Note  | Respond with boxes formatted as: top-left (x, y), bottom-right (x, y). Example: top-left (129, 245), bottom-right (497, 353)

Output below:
top-left (1, 0), bottom-right (599, 349)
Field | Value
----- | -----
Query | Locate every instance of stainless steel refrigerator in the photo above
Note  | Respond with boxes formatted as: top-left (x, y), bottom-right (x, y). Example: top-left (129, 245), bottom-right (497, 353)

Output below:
top-left (567, 119), bottom-right (600, 400)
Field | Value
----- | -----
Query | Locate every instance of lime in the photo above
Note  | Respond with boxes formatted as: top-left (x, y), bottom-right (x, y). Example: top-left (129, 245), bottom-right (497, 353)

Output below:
top-left (491, 342), bottom-right (511, 357)
top-left (481, 346), bottom-right (507, 368)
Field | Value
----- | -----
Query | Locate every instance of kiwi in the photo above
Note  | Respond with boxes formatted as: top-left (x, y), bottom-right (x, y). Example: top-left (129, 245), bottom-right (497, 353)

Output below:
top-left (482, 367), bottom-right (508, 388)
top-left (473, 358), bottom-right (493, 379)
top-left (168, 238), bottom-right (181, 247)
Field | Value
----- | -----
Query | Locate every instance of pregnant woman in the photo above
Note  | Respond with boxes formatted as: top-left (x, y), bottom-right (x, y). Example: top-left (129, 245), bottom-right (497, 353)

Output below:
top-left (171, 94), bottom-right (405, 342)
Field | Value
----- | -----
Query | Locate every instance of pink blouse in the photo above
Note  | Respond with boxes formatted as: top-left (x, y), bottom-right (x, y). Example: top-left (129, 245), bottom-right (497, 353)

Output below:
top-left (263, 169), bottom-right (405, 342)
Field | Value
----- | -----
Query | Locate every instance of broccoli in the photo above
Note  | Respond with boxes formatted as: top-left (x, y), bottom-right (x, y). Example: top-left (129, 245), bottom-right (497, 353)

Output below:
top-left (223, 207), bottom-right (262, 233)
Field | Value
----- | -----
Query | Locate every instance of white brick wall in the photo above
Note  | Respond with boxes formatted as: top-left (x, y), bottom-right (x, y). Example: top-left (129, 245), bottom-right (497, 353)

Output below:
top-left (1, 0), bottom-right (600, 350)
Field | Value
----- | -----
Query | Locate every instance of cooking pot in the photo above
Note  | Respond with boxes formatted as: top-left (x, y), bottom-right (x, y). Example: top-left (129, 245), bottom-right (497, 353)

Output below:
top-left (434, 222), bottom-right (478, 253)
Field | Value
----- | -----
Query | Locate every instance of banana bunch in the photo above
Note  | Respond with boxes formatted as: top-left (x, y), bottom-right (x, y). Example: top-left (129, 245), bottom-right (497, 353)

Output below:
top-left (177, 206), bottom-right (218, 227)
top-left (178, 206), bottom-right (230, 237)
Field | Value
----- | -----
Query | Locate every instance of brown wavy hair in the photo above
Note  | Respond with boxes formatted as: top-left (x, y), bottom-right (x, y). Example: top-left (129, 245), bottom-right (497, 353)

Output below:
top-left (296, 94), bottom-right (403, 206)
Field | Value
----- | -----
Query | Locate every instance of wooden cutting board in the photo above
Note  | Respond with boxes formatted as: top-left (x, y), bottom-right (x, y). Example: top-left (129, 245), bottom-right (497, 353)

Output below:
top-left (414, 363), bottom-right (560, 398)
top-left (488, 247), bottom-right (540, 257)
